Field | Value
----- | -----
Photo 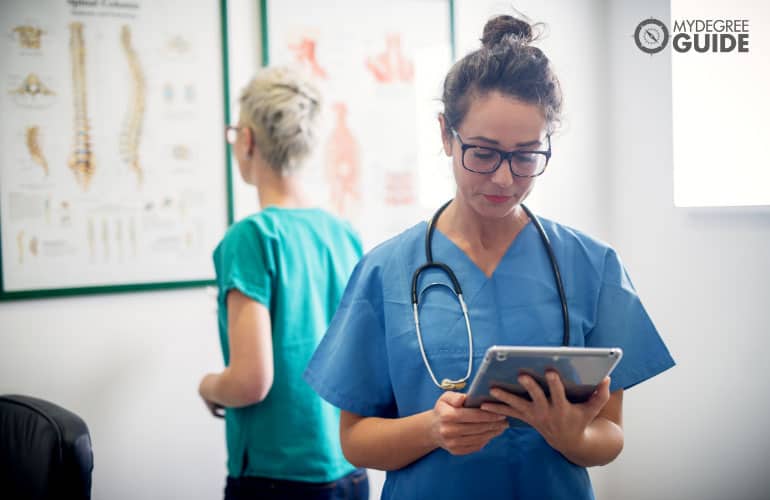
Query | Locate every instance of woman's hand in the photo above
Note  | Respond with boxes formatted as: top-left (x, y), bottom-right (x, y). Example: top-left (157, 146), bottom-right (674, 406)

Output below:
top-left (199, 374), bottom-right (225, 418)
top-left (203, 399), bottom-right (225, 418)
top-left (430, 391), bottom-right (509, 455)
top-left (480, 373), bottom-right (611, 457)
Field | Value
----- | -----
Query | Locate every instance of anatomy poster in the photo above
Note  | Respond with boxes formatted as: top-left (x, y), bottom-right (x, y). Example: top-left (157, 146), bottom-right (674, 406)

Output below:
top-left (0, 0), bottom-right (229, 296)
top-left (264, 0), bottom-right (454, 249)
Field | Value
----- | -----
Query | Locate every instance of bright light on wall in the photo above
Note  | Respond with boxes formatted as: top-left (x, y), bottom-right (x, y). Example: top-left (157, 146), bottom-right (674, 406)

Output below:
top-left (672, 0), bottom-right (770, 207)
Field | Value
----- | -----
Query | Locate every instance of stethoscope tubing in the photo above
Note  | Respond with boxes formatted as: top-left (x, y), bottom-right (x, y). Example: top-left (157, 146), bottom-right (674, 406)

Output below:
top-left (519, 204), bottom-right (570, 347)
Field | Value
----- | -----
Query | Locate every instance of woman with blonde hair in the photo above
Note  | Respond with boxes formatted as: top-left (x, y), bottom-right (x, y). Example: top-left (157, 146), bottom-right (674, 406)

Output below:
top-left (198, 66), bottom-right (368, 500)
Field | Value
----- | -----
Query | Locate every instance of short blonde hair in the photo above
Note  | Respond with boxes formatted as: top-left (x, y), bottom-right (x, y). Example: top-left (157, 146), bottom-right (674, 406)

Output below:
top-left (238, 66), bottom-right (322, 175)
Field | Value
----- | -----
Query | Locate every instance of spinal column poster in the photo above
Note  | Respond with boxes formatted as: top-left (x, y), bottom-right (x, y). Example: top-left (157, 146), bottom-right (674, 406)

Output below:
top-left (0, 0), bottom-right (229, 293)
top-left (265, 0), bottom-right (454, 249)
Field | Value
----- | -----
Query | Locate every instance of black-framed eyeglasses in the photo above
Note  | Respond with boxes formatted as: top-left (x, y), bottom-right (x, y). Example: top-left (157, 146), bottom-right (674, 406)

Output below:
top-left (225, 125), bottom-right (244, 145)
top-left (451, 128), bottom-right (551, 178)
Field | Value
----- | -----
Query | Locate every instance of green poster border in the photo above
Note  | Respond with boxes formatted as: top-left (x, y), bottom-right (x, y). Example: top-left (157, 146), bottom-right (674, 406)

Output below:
top-left (0, 0), bottom-right (235, 301)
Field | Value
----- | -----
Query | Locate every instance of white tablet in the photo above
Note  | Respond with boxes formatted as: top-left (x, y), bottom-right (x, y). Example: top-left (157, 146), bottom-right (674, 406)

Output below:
top-left (464, 346), bottom-right (623, 408)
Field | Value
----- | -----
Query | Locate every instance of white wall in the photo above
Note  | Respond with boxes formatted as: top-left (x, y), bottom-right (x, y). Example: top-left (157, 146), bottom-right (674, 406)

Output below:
top-left (0, 289), bottom-right (227, 499)
top-left (601, 1), bottom-right (770, 499)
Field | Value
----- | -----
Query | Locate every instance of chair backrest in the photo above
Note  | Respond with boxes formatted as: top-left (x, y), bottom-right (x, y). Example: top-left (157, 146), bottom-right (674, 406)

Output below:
top-left (0, 395), bottom-right (93, 500)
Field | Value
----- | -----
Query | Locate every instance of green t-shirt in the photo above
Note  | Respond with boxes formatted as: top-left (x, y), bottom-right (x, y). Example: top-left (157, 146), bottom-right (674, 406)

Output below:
top-left (213, 206), bottom-right (363, 481)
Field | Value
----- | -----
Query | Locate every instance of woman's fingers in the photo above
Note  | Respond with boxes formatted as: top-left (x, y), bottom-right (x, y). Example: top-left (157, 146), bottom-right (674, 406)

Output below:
top-left (585, 377), bottom-right (611, 413)
top-left (518, 375), bottom-right (549, 408)
top-left (545, 371), bottom-right (568, 409)
top-left (448, 407), bottom-right (509, 423)
top-left (434, 391), bottom-right (509, 455)
top-left (480, 401), bottom-right (524, 419)
top-left (486, 387), bottom-right (529, 414)
top-left (437, 392), bottom-right (508, 423)
top-left (442, 427), bottom-right (508, 455)
top-left (439, 420), bottom-right (509, 438)
top-left (439, 391), bottom-right (467, 408)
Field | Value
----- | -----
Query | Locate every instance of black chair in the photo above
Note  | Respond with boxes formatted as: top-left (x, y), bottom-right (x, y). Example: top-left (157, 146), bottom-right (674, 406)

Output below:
top-left (0, 395), bottom-right (93, 500)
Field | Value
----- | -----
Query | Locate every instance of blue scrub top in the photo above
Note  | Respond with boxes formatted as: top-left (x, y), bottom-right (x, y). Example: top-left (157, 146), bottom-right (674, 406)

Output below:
top-left (305, 218), bottom-right (675, 499)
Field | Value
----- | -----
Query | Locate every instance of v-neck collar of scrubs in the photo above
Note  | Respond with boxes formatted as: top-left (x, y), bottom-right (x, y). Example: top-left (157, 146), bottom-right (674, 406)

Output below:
top-left (431, 220), bottom-right (534, 280)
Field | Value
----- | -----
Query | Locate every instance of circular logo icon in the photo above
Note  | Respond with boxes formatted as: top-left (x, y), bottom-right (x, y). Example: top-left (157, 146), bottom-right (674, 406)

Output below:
top-left (634, 18), bottom-right (669, 54)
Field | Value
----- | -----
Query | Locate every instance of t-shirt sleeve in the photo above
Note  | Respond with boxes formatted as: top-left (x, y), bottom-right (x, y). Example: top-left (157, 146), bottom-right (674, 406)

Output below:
top-left (585, 248), bottom-right (675, 392)
top-left (304, 258), bottom-right (396, 417)
top-left (214, 220), bottom-right (274, 307)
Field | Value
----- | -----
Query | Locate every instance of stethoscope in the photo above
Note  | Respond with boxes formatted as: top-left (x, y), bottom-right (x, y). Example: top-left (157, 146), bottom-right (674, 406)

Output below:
top-left (411, 199), bottom-right (570, 390)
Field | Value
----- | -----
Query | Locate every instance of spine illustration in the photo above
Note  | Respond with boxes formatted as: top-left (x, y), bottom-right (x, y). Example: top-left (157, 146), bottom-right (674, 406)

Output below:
top-left (68, 22), bottom-right (95, 190)
top-left (120, 25), bottom-right (145, 185)
top-left (26, 126), bottom-right (49, 175)
top-left (325, 102), bottom-right (361, 218)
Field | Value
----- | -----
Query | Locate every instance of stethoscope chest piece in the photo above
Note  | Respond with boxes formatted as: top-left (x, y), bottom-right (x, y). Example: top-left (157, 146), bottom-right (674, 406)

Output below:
top-left (440, 380), bottom-right (466, 391)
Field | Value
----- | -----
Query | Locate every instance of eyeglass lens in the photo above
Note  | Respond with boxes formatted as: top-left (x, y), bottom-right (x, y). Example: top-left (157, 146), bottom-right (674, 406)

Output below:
top-left (225, 126), bottom-right (239, 145)
top-left (463, 148), bottom-right (546, 176)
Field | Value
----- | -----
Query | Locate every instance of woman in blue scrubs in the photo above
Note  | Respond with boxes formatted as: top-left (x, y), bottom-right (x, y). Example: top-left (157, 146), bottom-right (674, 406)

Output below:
top-left (305, 14), bottom-right (675, 500)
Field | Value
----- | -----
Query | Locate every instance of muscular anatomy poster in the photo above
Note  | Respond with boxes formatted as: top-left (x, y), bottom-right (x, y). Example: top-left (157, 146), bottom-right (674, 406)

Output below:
top-left (0, 0), bottom-right (229, 296)
top-left (263, 0), bottom-right (454, 249)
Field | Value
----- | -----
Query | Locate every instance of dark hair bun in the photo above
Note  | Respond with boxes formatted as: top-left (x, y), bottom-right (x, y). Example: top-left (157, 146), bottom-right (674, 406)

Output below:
top-left (481, 15), bottom-right (533, 48)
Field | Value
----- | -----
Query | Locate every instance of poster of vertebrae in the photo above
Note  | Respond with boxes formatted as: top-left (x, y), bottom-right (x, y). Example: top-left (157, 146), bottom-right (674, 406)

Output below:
top-left (0, 0), bottom-right (230, 297)
top-left (263, 0), bottom-right (454, 249)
